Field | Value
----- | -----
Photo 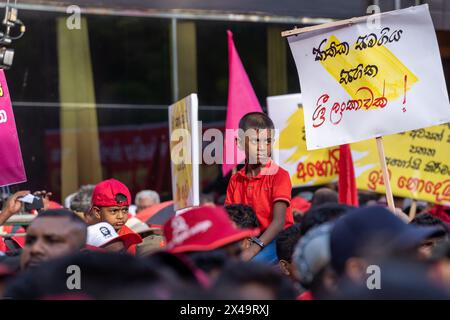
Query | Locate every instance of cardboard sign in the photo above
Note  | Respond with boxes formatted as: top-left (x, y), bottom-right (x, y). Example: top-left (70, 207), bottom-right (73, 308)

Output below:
top-left (287, 5), bottom-right (450, 150)
top-left (268, 93), bottom-right (450, 205)
top-left (168, 94), bottom-right (200, 211)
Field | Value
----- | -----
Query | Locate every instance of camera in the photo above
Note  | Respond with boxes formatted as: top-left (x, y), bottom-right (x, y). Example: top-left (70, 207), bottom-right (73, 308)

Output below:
top-left (0, 3), bottom-right (25, 69)
top-left (19, 194), bottom-right (44, 213)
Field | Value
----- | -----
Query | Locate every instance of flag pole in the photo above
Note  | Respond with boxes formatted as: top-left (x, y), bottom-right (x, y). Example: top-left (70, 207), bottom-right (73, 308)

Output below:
top-left (409, 200), bottom-right (417, 221)
top-left (375, 137), bottom-right (395, 212)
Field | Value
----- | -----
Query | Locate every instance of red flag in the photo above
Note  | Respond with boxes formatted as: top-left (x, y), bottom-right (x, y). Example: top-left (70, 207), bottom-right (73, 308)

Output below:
top-left (222, 30), bottom-right (263, 176)
top-left (338, 144), bottom-right (359, 206)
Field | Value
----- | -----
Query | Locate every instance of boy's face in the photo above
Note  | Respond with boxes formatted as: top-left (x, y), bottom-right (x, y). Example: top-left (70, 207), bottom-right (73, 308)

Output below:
top-left (93, 205), bottom-right (129, 231)
top-left (238, 128), bottom-right (273, 165)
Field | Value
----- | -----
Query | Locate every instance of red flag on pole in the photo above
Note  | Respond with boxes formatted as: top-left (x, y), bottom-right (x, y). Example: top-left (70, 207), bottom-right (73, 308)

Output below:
top-left (222, 30), bottom-right (263, 177)
top-left (338, 144), bottom-right (359, 207)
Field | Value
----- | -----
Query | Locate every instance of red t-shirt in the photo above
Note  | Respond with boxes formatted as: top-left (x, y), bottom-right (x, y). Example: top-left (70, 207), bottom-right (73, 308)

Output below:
top-left (225, 160), bottom-right (294, 231)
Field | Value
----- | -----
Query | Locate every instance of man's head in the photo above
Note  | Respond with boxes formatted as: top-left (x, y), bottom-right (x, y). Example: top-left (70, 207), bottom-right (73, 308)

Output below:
top-left (20, 209), bottom-right (87, 270)
top-left (410, 213), bottom-right (449, 259)
top-left (90, 179), bottom-right (131, 231)
top-left (300, 203), bottom-right (352, 236)
top-left (311, 188), bottom-right (338, 207)
top-left (292, 223), bottom-right (337, 298)
top-left (224, 204), bottom-right (260, 251)
top-left (238, 112), bottom-right (275, 165)
top-left (276, 224), bottom-right (302, 280)
top-left (70, 185), bottom-right (96, 224)
top-left (134, 190), bottom-right (160, 213)
top-left (330, 207), bottom-right (446, 284)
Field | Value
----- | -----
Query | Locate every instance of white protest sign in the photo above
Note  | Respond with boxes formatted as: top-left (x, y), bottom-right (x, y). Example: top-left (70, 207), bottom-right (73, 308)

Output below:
top-left (168, 94), bottom-right (200, 211)
top-left (287, 4), bottom-right (450, 150)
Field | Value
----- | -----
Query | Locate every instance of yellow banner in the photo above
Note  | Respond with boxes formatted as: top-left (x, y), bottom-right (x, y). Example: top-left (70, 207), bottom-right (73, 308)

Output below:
top-left (273, 102), bottom-right (450, 205)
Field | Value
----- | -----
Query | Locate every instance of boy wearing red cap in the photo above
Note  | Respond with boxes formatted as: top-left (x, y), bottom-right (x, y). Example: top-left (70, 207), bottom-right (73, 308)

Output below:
top-left (225, 112), bottom-right (294, 263)
top-left (90, 179), bottom-right (142, 254)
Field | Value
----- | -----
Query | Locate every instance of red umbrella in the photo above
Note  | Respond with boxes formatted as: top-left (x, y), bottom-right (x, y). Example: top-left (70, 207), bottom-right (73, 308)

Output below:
top-left (136, 201), bottom-right (175, 227)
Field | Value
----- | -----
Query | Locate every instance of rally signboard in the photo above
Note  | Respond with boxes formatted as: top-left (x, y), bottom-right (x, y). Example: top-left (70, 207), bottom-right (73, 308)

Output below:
top-left (168, 94), bottom-right (200, 211)
top-left (268, 94), bottom-right (450, 206)
top-left (0, 70), bottom-right (26, 187)
top-left (285, 5), bottom-right (450, 150)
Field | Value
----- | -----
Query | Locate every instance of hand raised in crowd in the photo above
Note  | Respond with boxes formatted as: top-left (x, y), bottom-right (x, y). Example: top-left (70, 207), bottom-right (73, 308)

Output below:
top-left (0, 190), bottom-right (30, 225)
top-left (33, 190), bottom-right (53, 211)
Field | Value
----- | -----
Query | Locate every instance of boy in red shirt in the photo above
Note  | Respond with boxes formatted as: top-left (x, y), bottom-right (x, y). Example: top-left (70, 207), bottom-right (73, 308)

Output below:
top-left (225, 112), bottom-right (294, 263)
top-left (90, 179), bottom-right (142, 255)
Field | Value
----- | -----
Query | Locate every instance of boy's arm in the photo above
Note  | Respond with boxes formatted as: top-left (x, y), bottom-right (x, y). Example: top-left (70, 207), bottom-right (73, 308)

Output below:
top-left (241, 169), bottom-right (291, 261)
top-left (241, 201), bottom-right (286, 261)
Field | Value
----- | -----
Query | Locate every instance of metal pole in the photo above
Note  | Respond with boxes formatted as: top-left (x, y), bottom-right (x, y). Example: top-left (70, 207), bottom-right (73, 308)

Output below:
top-left (171, 18), bottom-right (179, 103)
top-left (394, 0), bottom-right (401, 10)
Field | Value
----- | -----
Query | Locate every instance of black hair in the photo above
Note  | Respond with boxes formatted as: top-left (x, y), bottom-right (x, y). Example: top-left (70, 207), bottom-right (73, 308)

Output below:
top-left (212, 261), bottom-right (297, 300)
top-left (224, 204), bottom-right (259, 229)
top-left (276, 224), bottom-right (302, 262)
top-left (238, 112), bottom-right (274, 133)
top-left (37, 209), bottom-right (86, 227)
top-left (4, 252), bottom-right (182, 299)
top-left (300, 203), bottom-right (353, 236)
top-left (185, 242), bottom-right (241, 274)
top-left (410, 213), bottom-right (449, 234)
top-left (115, 193), bottom-right (128, 204)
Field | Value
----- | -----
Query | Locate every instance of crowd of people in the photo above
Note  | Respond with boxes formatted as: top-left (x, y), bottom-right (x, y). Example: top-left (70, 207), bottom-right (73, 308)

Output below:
top-left (0, 112), bottom-right (449, 300)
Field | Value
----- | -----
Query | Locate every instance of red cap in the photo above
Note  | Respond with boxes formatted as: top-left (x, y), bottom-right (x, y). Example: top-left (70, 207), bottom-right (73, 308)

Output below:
top-left (48, 201), bottom-right (63, 209)
top-left (92, 179), bottom-right (131, 207)
top-left (291, 196), bottom-right (311, 214)
top-left (164, 206), bottom-right (260, 254)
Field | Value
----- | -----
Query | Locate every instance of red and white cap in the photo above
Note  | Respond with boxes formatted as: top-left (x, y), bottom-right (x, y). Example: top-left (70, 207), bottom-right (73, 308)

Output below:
top-left (87, 222), bottom-right (141, 249)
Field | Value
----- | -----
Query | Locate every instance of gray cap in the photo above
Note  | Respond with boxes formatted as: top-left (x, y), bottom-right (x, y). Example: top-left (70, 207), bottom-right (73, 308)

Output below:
top-left (292, 222), bottom-right (333, 286)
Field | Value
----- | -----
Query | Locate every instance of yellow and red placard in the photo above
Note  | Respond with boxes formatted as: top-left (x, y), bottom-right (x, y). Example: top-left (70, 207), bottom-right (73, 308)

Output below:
top-left (268, 94), bottom-right (450, 206)
top-left (286, 5), bottom-right (450, 150)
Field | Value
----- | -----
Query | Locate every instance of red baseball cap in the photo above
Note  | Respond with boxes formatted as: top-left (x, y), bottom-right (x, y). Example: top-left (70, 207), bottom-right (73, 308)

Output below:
top-left (164, 206), bottom-right (260, 254)
top-left (91, 179), bottom-right (131, 207)
top-left (291, 196), bottom-right (311, 214)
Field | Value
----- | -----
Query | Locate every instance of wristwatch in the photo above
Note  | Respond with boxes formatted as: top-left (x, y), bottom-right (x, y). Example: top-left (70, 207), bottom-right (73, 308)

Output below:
top-left (250, 237), bottom-right (265, 249)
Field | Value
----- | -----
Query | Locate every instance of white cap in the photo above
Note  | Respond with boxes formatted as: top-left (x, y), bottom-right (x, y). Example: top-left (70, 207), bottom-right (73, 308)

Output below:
top-left (87, 222), bottom-right (120, 247)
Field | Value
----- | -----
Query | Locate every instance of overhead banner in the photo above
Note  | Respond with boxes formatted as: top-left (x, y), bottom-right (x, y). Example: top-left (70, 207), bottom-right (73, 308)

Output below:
top-left (286, 5), bottom-right (450, 150)
top-left (0, 70), bottom-right (26, 187)
top-left (168, 94), bottom-right (200, 211)
top-left (268, 94), bottom-right (450, 206)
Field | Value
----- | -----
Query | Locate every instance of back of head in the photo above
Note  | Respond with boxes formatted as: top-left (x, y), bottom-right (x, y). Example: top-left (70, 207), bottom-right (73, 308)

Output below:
top-left (300, 203), bottom-right (352, 236)
top-left (276, 224), bottom-right (302, 262)
top-left (213, 261), bottom-right (297, 300)
top-left (135, 190), bottom-right (160, 205)
top-left (70, 185), bottom-right (95, 214)
top-left (224, 204), bottom-right (259, 229)
top-left (311, 188), bottom-right (338, 207)
top-left (410, 213), bottom-right (449, 234)
top-left (6, 252), bottom-right (180, 299)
